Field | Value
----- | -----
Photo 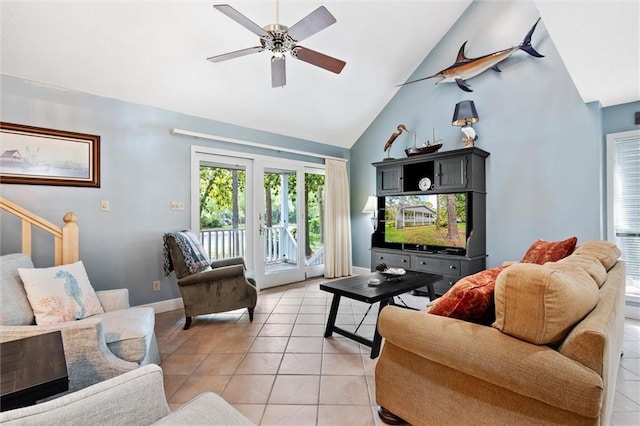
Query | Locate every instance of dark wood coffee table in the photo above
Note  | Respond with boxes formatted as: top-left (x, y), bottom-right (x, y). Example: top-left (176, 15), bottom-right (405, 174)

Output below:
top-left (1, 331), bottom-right (68, 411)
top-left (320, 271), bottom-right (442, 358)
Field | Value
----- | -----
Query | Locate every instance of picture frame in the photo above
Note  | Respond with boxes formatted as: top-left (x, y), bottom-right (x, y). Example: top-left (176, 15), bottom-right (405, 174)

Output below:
top-left (0, 122), bottom-right (100, 187)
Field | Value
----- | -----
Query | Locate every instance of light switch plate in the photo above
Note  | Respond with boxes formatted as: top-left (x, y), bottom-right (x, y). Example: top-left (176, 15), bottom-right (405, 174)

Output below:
top-left (100, 200), bottom-right (109, 211)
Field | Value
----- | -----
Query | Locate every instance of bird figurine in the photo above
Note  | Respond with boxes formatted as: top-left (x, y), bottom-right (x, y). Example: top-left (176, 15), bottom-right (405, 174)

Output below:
top-left (384, 124), bottom-right (408, 160)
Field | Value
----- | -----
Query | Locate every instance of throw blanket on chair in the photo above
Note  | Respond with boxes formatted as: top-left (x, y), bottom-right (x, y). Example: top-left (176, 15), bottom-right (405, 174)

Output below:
top-left (162, 230), bottom-right (211, 277)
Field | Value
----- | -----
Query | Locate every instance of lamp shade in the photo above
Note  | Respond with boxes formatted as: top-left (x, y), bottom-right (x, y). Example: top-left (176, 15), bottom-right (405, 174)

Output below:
top-left (452, 100), bottom-right (479, 126)
top-left (362, 196), bottom-right (377, 213)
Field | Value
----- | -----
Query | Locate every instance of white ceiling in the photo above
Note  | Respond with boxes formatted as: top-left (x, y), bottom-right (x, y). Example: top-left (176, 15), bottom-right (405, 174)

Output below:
top-left (1, 1), bottom-right (638, 149)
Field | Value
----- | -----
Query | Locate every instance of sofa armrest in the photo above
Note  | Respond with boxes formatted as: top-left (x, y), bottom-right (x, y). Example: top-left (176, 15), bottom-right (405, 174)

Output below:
top-left (210, 256), bottom-right (245, 269)
top-left (154, 393), bottom-right (253, 425)
top-left (0, 318), bottom-right (136, 391)
top-left (178, 264), bottom-right (245, 286)
top-left (96, 289), bottom-right (130, 312)
top-left (378, 306), bottom-right (604, 418)
top-left (0, 364), bottom-right (170, 425)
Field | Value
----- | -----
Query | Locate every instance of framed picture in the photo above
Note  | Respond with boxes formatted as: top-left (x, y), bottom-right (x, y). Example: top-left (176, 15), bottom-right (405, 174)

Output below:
top-left (0, 122), bottom-right (100, 187)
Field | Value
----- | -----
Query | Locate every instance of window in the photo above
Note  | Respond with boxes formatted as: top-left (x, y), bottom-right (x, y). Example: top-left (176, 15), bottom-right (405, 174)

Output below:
top-left (607, 130), bottom-right (640, 317)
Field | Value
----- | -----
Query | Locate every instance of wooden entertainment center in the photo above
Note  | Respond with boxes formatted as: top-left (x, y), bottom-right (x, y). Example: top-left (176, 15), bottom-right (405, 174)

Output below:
top-left (370, 147), bottom-right (490, 296)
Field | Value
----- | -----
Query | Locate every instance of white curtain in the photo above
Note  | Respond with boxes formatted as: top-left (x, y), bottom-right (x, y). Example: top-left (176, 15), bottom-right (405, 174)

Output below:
top-left (324, 158), bottom-right (352, 278)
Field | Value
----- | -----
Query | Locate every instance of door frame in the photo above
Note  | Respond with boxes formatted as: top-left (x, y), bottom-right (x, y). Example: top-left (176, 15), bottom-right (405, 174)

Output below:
top-left (191, 145), bottom-right (325, 289)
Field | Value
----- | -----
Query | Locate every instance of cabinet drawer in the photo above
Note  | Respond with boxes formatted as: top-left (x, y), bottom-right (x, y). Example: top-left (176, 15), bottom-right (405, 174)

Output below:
top-left (433, 275), bottom-right (459, 296)
top-left (372, 251), bottom-right (410, 269)
top-left (412, 256), bottom-right (461, 276)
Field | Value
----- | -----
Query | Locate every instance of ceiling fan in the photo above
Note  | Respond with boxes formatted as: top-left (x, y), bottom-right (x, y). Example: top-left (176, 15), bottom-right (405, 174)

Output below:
top-left (207, 3), bottom-right (346, 87)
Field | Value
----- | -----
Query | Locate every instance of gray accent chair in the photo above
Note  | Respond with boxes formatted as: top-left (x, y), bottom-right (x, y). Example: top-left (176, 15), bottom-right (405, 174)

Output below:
top-left (164, 235), bottom-right (258, 330)
top-left (0, 253), bottom-right (161, 392)
top-left (0, 364), bottom-right (254, 425)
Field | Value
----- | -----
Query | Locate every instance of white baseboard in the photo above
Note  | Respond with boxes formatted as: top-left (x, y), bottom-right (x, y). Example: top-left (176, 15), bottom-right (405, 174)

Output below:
top-left (140, 297), bottom-right (184, 314)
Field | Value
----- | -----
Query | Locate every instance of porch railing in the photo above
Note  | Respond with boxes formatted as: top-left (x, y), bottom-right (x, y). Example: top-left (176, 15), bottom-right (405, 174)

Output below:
top-left (200, 226), bottom-right (323, 267)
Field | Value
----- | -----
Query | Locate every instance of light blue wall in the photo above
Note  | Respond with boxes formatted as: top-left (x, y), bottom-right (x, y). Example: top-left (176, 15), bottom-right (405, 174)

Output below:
top-left (603, 101), bottom-right (640, 135)
top-left (1, 75), bottom-right (349, 306)
top-left (351, 1), bottom-right (604, 268)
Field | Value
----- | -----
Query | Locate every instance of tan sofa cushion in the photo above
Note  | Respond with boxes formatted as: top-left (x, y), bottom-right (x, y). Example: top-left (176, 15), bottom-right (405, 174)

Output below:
top-left (555, 254), bottom-right (607, 288)
top-left (574, 240), bottom-right (621, 271)
top-left (493, 263), bottom-right (599, 345)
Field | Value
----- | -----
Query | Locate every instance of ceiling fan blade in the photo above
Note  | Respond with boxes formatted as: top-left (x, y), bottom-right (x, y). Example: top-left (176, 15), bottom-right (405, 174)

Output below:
top-left (271, 56), bottom-right (286, 88)
top-left (287, 6), bottom-right (337, 42)
top-left (213, 4), bottom-right (269, 38)
top-left (293, 46), bottom-right (346, 74)
top-left (207, 46), bottom-right (263, 62)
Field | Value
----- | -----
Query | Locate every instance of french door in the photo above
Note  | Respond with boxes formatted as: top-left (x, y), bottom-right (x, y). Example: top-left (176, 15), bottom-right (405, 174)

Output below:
top-left (192, 147), bottom-right (324, 290)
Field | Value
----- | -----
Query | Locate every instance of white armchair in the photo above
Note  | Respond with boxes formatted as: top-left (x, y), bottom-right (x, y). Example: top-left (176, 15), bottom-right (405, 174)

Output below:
top-left (0, 254), bottom-right (160, 392)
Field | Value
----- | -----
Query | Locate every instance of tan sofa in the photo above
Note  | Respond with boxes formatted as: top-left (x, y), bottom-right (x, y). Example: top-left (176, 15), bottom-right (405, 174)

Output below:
top-left (375, 240), bottom-right (625, 425)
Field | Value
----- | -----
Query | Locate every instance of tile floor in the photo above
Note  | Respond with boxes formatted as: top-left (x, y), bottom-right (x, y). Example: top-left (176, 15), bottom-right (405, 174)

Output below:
top-left (155, 278), bottom-right (640, 425)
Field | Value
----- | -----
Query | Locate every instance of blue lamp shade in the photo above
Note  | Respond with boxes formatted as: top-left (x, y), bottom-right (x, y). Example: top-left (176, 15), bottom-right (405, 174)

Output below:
top-left (452, 100), bottom-right (479, 126)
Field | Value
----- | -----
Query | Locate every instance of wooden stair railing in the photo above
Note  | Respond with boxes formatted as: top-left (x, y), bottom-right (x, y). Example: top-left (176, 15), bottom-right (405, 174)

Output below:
top-left (0, 197), bottom-right (78, 265)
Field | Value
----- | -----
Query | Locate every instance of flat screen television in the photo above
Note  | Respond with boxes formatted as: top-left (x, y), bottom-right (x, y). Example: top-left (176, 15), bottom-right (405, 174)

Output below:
top-left (383, 193), bottom-right (468, 253)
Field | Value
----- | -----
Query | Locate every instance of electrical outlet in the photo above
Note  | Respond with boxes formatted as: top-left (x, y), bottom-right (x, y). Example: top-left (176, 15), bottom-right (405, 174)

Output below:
top-left (170, 201), bottom-right (185, 211)
top-left (152, 281), bottom-right (160, 291)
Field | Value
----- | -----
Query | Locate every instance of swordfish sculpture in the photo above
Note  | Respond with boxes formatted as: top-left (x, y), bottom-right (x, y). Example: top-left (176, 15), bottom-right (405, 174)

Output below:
top-left (401, 18), bottom-right (544, 92)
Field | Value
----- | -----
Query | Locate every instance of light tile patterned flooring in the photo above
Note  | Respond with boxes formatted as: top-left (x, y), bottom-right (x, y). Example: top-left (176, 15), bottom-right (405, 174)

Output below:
top-left (155, 278), bottom-right (640, 425)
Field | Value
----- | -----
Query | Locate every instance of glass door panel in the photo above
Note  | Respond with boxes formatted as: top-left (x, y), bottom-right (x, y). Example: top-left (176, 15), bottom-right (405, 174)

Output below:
top-left (304, 170), bottom-right (325, 278)
top-left (257, 163), bottom-right (305, 289)
top-left (199, 162), bottom-right (247, 262)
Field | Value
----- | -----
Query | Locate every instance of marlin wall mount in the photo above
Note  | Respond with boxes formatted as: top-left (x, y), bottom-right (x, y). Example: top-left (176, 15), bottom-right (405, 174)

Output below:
top-left (401, 18), bottom-right (544, 92)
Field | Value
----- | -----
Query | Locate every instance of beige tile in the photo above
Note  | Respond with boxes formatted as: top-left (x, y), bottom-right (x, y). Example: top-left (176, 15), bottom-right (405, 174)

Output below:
top-left (259, 323), bottom-right (294, 337)
top-left (286, 337), bottom-right (324, 353)
top-left (236, 353), bottom-right (283, 374)
top-left (161, 353), bottom-right (207, 375)
top-left (296, 314), bottom-right (326, 324)
top-left (362, 355), bottom-right (379, 376)
top-left (249, 336), bottom-right (289, 353)
top-left (272, 304), bottom-right (301, 314)
top-left (267, 313), bottom-right (298, 324)
top-left (222, 375), bottom-right (276, 404)
top-left (194, 353), bottom-right (244, 375)
top-left (366, 375), bottom-right (377, 406)
top-left (318, 405), bottom-right (375, 426)
top-left (268, 375), bottom-right (320, 404)
top-left (292, 324), bottom-right (325, 337)
top-left (320, 375), bottom-right (370, 405)
top-left (322, 353), bottom-right (365, 375)
top-left (210, 335), bottom-right (256, 353)
top-left (231, 404), bottom-right (265, 425)
top-left (323, 337), bottom-right (362, 354)
top-left (238, 313), bottom-right (270, 324)
top-left (173, 335), bottom-right (223, 354)
top-left (299, 305), bottom-right (326, 314)
top-left (157, 334), bottom-right (192, 353)
top-left (611, 411), bottom-right (640, 426)
top-left (279, 353), bottom-right (322, 375)
top-left (162, 374), bottom-right (187, 399)
top-left (169, 374), bottom-right (231, 403)
top-left (260, 405), bottom-right (317, 426)
top-left (277, 297), bottom-right (304, 306)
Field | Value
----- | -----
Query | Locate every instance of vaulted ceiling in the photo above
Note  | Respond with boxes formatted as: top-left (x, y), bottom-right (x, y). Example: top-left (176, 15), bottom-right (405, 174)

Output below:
top-left (1, 1), bottom-right (638, 148)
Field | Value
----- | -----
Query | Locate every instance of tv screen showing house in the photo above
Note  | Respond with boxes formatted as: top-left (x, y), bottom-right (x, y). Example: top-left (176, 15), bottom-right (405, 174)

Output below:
top-left (384, 194), bottom-right (467, 249)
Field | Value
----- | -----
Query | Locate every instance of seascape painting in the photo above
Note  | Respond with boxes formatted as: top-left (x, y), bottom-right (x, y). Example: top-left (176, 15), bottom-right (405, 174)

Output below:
top-left (0, 123), bottom-right (100, 187)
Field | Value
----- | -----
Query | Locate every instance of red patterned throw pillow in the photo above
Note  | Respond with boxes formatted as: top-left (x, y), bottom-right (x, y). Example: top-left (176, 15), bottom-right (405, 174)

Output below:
top-left (520, 237), bottom-right (578, 265)
top-left (428, 266), bottom-right (508, 322)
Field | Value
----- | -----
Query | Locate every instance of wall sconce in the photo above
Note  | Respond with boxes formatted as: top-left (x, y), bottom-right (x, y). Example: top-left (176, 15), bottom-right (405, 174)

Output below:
top-left (362, 195), bottom-right (378, 230)
top-left (452, 100), bottom-right (479, 147)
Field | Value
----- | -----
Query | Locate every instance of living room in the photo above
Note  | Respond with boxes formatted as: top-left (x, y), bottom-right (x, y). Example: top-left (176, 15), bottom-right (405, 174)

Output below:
top-left (1, 0), bottom-right (639, 424)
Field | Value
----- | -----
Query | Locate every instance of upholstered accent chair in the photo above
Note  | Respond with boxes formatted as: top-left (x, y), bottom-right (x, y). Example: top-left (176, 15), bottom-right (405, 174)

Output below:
top-left (163, 231), bottom-right (258, 330)
top-left (0, 253), bottom-right (161, 392)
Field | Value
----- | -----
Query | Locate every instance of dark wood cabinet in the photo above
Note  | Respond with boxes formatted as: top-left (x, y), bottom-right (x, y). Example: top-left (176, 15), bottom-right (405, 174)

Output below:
top-left (370, 147), bottom-right (489, 296)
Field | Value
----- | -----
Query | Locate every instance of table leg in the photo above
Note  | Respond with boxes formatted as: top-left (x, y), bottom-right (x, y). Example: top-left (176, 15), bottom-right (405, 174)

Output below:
top-left (324, 294), bottom-right (341, 338)
top-left (370, 299), bottom-right (390, 359)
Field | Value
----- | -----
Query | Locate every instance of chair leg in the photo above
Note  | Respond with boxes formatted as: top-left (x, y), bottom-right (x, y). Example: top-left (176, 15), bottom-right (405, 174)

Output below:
top-left (248, 307), bottom-right (254, 322)
top-left (184, 316), bottom-right (192, 330)
top-left (378, 407), bottom-right (406, 425)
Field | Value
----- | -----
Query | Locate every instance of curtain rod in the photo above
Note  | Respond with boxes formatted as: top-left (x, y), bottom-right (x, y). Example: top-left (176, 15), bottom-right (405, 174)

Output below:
top-left (171, 128), bottom-right (348, 163)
